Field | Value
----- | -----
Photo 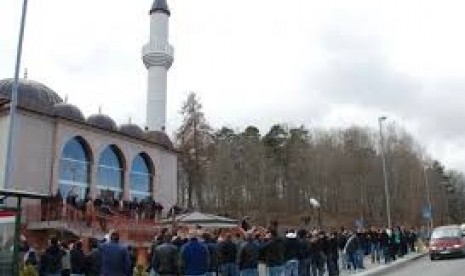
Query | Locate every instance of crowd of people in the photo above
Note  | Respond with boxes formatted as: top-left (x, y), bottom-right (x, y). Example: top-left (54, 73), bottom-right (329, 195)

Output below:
top-left (40, 191), bottom-right (187, 232)
top-left (20, 224), bottom-right (421, 276)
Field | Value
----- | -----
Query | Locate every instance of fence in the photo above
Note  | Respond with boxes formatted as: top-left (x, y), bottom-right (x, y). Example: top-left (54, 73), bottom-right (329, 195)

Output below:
top-left (24, 201), bottom-right (162, 245)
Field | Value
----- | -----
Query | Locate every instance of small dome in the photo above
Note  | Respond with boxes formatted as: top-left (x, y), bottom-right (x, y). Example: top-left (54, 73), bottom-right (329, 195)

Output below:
top-left (0, 78), bottom-right (63, 110)
top-left (53, 103), bottom-right (85, 121)
top-left (120, 124), bottom-right (144, 137)
top-left (145, 130), bottom-right (174, 149)
top-left (87, 114), bottom-right (117, 131)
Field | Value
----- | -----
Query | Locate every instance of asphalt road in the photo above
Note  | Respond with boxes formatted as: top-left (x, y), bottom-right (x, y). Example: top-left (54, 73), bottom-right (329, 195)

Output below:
top-left (382, 255), bottom-right (465, 276)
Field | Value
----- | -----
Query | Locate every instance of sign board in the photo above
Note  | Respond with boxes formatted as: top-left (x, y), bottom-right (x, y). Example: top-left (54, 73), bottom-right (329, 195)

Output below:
top-left (422, 205), bottom-right (432, 220)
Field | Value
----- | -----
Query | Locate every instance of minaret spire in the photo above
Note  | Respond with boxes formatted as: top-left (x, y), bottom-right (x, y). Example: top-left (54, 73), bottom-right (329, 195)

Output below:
top-left (143, 0), bottom-right (174, 131)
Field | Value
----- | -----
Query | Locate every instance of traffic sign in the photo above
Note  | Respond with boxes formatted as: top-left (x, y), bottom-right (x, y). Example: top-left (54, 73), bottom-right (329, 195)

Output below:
top-left (422, 205), bottom-right (432, 220)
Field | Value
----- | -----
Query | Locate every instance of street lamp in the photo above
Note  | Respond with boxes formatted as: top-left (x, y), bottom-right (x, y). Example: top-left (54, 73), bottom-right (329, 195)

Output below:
top-left (4, 0), bottom-right (29, 191)
top-left (423, 166), bottom-right (433, 229)
top-left (378, 116), bottom-right (392, 229)
top-left (309, 197), bottom-right (322, 229)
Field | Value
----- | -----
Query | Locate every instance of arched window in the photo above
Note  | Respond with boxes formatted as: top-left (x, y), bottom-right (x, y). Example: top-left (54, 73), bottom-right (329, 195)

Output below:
top-left (130, 153), bottom-right (153, 201)
top-left (59, 137), bottom-right (91, 200)
top-left (97, 145), bottom-right (124, 199)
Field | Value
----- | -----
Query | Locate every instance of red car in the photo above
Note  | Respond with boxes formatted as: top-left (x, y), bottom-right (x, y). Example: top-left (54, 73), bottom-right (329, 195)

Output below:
top-left (430, 225), bottom-right (465, 260)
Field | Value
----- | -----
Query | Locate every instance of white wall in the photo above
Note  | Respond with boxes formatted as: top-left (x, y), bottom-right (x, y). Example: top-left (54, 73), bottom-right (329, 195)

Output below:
top-left (12, 112), bottom-right (55, 194)
top-left (0, 115), bottom-right (9, 189)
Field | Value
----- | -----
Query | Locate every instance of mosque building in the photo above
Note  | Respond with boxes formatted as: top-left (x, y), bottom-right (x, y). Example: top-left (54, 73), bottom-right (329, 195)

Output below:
top-left (0, 0), bottom-right (176, 253)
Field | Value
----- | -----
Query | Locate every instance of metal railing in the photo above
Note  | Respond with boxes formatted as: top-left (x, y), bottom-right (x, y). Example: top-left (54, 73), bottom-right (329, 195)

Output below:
top-left (142, 41), bottom-right (174, 57)
top-left (24, 202), bottom-right (161, 244)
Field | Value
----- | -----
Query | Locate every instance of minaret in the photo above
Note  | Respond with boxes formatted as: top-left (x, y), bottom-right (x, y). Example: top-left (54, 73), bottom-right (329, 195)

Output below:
top-left (142, 0), bottom-right (174, 131)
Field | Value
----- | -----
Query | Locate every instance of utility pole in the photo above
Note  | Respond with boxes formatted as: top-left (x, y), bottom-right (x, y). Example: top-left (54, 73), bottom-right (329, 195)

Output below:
top-left (378, 116), bottom-right (392, 229)
top-left (423, 166), bottom-right (434, 229)
top-left (4, 0), bottom-right (29, 190)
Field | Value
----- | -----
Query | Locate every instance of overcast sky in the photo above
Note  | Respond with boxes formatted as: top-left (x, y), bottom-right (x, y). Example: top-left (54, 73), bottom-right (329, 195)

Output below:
top-left (1, 0), bottom-right (465, 172)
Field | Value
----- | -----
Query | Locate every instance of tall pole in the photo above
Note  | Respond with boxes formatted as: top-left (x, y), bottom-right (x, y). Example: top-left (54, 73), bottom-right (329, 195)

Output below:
top-left (4, 0), bottom-right (29, 190)
top-left (423, 166), bottom-right (433, 229)
top-left (378, 116), bottom-right (392, 229)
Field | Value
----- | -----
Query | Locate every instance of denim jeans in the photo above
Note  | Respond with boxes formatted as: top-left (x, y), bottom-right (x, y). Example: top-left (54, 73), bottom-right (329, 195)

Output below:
top-left (371, 243), bottom-right (382, 263)
top-left (240, 268), bottom-right (258, 276)
top-left (219, 263), bottom-right (239, 276)
top-left (346, 252), bottom-right (357, 271)
top-left (284, 260), bottom-right (298, 276)
top-left (298, 258), bottom-right (311, 276)
top-left (355, 249), bottom-right (364, 269)
top-left (268, 265), bottom-right (284, 276)
top-left (383, 246), bottom-right (391, 264)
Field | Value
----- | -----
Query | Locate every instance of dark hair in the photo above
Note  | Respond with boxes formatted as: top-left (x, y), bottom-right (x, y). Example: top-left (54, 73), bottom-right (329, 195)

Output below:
top-left (89, 238), bottom-right (99, 249)
top-left (50, 237), bottom-right (59, 246)
top-left (111, 232), bottom-right (120, 242)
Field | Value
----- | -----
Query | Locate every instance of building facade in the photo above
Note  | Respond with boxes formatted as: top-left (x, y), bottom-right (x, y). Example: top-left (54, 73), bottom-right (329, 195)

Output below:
top-left (0, 78), bottom-right (177, 210)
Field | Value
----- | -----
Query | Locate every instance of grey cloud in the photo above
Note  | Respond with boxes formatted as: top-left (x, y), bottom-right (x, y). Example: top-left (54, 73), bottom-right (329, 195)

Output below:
top-left (313, 29), bottom-right (420, 109)
top-left (309, 28), bottom-right (465, 170)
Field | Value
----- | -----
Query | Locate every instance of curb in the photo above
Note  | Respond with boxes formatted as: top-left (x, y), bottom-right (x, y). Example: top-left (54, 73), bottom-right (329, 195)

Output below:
top-left (354, 252), bottom-right (428, 276)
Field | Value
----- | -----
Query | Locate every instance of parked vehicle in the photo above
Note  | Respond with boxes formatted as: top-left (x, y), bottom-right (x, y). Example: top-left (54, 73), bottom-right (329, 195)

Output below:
top-left (430, 225), bottom-right (465, 260)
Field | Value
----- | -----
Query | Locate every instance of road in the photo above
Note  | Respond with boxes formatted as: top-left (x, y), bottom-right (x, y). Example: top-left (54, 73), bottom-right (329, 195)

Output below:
top-left (382, 256), bottom-right (465, 276)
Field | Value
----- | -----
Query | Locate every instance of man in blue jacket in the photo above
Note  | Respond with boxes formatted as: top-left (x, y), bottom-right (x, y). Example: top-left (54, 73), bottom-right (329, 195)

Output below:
top-left (180, 231), bottom-right (210, 276)
top-left (99, 232), bottom-right (131, 276)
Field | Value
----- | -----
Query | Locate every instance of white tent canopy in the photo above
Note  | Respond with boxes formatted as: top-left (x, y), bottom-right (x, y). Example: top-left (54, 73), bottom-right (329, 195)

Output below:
top-left (166, 211), bottom-right (238, 228)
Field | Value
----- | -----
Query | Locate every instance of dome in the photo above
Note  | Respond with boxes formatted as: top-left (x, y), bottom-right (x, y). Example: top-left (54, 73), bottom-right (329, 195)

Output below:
top-left (87, 114), bottom-right (117, 131)
top-left (53, 103), bottom-right (85, 121)
top-left (0, 78), bottom-right (63, 110)
top-left (120, 123), bottom-right (144, 137)
top-left (145, 130), bottom-right (174, 149)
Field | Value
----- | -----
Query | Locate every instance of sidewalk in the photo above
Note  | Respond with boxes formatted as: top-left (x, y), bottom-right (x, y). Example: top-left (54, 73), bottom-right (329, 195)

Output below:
top-left (341, 252), bottom-right (427, 276)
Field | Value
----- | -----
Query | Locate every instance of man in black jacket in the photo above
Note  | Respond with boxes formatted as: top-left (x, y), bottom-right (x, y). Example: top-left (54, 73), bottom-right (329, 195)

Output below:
top-left (297, 230), bottom-right (311, 276)
top-left (39, 237), bottom-right (64, 276)
top-left (284, 230), bottom-right (300, 276)
top-left (85, 238), bottom-right (101, 276)
top-left (238, 232), bottom-right (259, 276)
top-left (152, 235), bottom-right (179, 276)
top-left (260, 229), bottom-right (285, 276)
top-left (327, 232), bottom-right (339, 276)
top-left (217, 234), bottom-right (238, 276)
top-left (70, 241), bottom-right (86, 275)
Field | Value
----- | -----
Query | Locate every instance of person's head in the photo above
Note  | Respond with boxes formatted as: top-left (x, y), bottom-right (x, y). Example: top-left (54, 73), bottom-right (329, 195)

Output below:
top-left (268, 228), bottom-right (278, 238)
top-left (50, 237), bottom-right (59, 247)
top-left (163, 234), bottom-right (173, 243)
top-left (111, 231), bottom-right (120, 242)
top-left (61, 241), bottom-right (69, 250)
top-left (202, 232), bottom-right (211, 242)
top-left (89, 238), bottom-right (98, 249)
top-left (75, 240), bottom-right (83, 250)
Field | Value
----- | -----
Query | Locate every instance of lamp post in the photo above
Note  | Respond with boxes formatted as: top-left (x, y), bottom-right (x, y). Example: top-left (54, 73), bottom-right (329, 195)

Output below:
top-left (309, 197), bottom-right (321, 229)
top-left (423, 166), bottom-right (433, 230)
top-left (4, 0), bottom-right (29, 191)
top-left (378, 116), bottom-right (392, 229)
